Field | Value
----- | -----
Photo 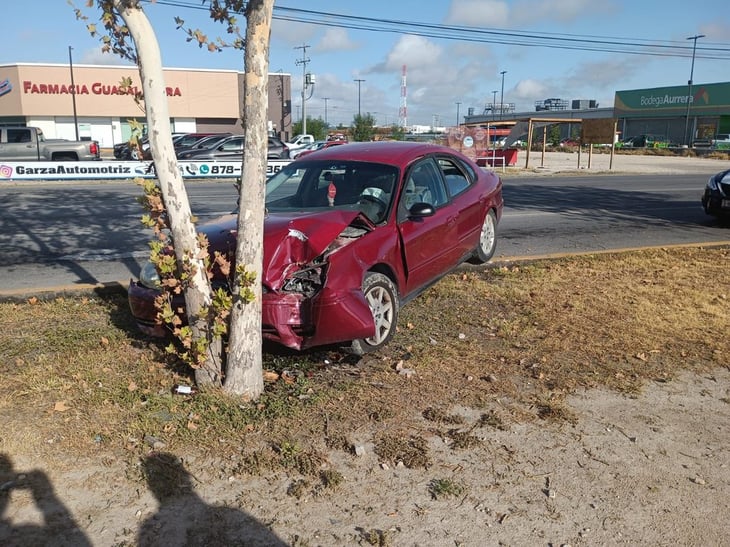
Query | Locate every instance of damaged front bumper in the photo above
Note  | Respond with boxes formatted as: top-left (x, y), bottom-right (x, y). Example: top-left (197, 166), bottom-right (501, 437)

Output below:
top-left (128, 280), bottom-right (376, 351)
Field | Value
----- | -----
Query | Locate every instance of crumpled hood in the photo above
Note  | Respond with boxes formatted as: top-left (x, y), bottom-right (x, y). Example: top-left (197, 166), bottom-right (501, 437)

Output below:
top-left (263, 210), bottom-right (372, 288)
top-left (198, 209), bottom-right (372, 289)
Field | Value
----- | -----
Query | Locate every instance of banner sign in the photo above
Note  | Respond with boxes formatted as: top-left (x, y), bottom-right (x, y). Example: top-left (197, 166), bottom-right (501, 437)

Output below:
top-left (0, 160), bottom-right (291, 181)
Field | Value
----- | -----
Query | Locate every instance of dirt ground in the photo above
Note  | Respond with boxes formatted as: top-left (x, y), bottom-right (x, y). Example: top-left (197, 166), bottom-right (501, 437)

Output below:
top-left (3, 369), bottom-right (729, 546)
top-left (2, 152), bottom-right (729, 546)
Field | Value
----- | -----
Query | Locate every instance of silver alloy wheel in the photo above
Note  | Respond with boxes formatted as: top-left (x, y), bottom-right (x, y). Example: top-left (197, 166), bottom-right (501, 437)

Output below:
top-left (469, 209), bottom-right (497, 264)
top-left (349, 273), bottom-right (399, 355)
top-left (364, 284), bottom-right (394, 345)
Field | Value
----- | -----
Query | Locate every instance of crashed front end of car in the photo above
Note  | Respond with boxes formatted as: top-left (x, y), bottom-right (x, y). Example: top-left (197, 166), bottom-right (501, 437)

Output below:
top-left (702, 169), bottom-right (730, 217)
top-left (128, 210), bottom-right (379, 350)
top-left (259, 210), bottom-right (379, 350)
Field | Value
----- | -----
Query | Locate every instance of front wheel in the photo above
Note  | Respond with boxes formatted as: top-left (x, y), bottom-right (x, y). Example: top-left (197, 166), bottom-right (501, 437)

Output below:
top-left (349, 273), bottom-right (399, 355)
top-left (468, 209), bottom-right (497, 264)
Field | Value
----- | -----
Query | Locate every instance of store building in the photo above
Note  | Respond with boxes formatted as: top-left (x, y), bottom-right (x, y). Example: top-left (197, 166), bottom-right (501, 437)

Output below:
top-left (0, 63), bottom-right (292, 148)
top-left (614, 82), bottom-right (730, 145)
top-left (463, 81), bottom-right (730, 146)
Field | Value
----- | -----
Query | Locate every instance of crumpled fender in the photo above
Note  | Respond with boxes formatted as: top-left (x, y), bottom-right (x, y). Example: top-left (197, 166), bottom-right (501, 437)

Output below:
top-left (263, 210), bottom-right (373, 290)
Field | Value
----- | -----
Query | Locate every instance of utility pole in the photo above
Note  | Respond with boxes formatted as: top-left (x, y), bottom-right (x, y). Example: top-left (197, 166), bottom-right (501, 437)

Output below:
top-left (68, 46), bottom-right (79, 141)
top-left (295, 44), bottom-right (310, 135)
top-left (683, 34), bottom-right (705, 146)
top-left (354, 79), bottom-right (365, 117)
top-left (499, 71), bottom-right (507, 119)
top-left (323, 97), bottom-right (330, 127)
top-left (455, 101), bottom-right (461, 126)
top-left (492, 90), bottom-right (498, 120)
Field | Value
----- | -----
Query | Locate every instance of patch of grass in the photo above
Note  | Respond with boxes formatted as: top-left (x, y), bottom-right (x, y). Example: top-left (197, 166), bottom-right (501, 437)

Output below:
top-left (357, 528), bottom-right (394, 546)
top-left (447, 429), bottom-right (482, 450)
top-left (1, 247), bottom-right (728, 464)
top-left (373, 433), bottom-right (430, 469)
top-left (535, 397), bottom-right (578, 424)
top-left (478, 410), bottom-right (508, 431)
top-left (422, 407), bottom-right (465, 425)
top-left (319, 468), bottom-right (344, 490)
top-left (428, 478), bottom-right (466, 500)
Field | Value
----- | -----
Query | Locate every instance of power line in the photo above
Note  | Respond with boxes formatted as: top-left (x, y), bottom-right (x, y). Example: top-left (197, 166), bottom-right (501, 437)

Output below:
top-left (146, 1), bottom-right (730, 61)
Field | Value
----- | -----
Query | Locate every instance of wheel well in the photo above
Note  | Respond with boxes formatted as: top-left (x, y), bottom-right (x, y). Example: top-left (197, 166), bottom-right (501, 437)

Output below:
top-left (52, 152), bottom-right (78, 161)
top-left (367, 264), bottom-right (398, 291)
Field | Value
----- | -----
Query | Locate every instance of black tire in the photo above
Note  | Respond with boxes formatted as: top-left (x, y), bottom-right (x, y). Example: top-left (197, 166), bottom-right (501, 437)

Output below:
top-left (468, 209), bottom-right (497, 264)
top-left (349, 272), bottom-right (399, 355)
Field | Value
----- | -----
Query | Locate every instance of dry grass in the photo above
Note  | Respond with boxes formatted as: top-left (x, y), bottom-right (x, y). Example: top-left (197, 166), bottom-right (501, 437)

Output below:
top-left (0, 246), bottom-right (728, 469)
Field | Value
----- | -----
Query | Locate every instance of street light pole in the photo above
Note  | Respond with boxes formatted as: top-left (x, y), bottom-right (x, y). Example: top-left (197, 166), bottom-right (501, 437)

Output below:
top-left (354, 79), bottom-right (365, 117)
top-left (295, 44), bottom-right (310, 135)
top-left (455, 102), bottom-right (461, 126)
top-left (323, 97), bottom-right (330, 127)
top-left (683, 34), bottom-right (705, 146)
top-left (499, 71), bottom-right (507, 120)
top-left (68, 46), bottom-right (79, 141)
top-left (491, 90), bottom-right (498, 121)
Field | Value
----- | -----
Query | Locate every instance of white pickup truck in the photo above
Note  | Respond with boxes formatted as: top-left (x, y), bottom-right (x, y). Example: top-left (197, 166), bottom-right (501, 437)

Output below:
top-left (0, 126), bottom-right (101, 161)
top-left (286, 134), bottom-right (315, 151)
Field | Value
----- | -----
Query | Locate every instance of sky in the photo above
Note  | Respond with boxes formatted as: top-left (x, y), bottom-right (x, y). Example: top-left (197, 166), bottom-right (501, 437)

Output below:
top-left (2, 0), bottom-right (729, 128)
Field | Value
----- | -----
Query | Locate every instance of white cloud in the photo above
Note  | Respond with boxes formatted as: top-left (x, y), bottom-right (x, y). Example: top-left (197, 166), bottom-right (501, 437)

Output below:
top-left (315, 28), bottom-right (358, 53)
top-left (512, 79), bottom-right (548, 102)
top-left (699, 21), bottom-right (730, 41)
top-left (445, 0), bottom-right (509, 27)
top-left (271, 19), bottom-right (319, 47)
top-left (383, 34), bottom-right (446, 72)
top-left (510, 0), bottom-right (600, 25)
top-left (444, 0), bottom-right (614, 28)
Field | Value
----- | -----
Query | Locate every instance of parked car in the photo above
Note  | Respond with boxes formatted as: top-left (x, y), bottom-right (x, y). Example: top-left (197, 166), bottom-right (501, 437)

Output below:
top-left (173, 132), bottom-right (230, 150)
top-left (175, 133), bottom-right (233, 158)
top-left (178, 135), bottom-right (290, 160)
top-left (291, 139), bottom-right (347, 159)
top-left (286, 134), bottom-right (315, 151)
top-left (114, 133), bottom-right (188, 160)
top-left (0, 126), bottom-right (100, 161)
top-left (128, 141), bottom-right (504, 353)
top-left (711, 133), bottom-right (730, 150)
top-left (559, 138), bottom-right (580, 147)
top-left (628, 134), bottom-right (671, 148)
top-left (615, 136), bottom-right (637, 148)
top-left (701, 168), bottom-right (730, 218)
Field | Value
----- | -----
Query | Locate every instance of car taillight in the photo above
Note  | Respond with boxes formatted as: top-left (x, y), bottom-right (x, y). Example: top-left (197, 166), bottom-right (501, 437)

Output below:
top-left (90, 142), bottom-right (99, 156)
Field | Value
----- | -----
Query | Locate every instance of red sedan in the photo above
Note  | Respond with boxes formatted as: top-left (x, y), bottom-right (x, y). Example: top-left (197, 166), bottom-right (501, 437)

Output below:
top-left (128, 141), bottom-right (503, 354)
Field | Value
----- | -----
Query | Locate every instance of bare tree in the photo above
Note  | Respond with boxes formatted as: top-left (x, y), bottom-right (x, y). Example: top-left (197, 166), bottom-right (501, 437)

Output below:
top-left (79, 0), bottom-right (274, 398)
top-left (224, 0), bottom-right (273, 399)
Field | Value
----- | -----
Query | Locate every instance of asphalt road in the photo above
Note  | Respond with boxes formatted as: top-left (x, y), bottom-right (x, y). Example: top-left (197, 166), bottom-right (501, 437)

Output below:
top-left (0, 173), bottom-right (728, 296)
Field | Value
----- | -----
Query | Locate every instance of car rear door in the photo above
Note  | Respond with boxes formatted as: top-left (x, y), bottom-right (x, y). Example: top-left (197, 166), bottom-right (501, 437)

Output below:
top-left (437, 156), bottom-right (484, 258)
top-left (397, 157), bottom-right (461, 293)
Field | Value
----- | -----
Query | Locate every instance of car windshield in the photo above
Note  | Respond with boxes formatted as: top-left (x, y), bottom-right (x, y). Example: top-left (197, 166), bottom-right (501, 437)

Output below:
top-left (265, 160), bottom-right (399, 224)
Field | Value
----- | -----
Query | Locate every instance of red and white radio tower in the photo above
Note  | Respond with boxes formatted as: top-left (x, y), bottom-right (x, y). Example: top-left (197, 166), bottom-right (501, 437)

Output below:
top-left (398, 64), bottom-right (407, 129)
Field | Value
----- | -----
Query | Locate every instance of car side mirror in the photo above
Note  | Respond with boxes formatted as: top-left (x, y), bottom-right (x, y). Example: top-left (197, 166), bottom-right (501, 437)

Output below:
top-left (408, 202), bottom-right (435, 218)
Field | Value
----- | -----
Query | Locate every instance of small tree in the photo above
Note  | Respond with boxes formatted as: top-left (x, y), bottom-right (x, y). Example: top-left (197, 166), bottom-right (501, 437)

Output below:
top-left (292, 117), bottom-right (328, 140)
top-left (548, 125), bottom-right (561, 146)
top-left (351, 113), bottom-right (376, 142)
top-left (389, 125), bottom-right (406, 141)
top-left (80, 0), bottom-right (274, 400)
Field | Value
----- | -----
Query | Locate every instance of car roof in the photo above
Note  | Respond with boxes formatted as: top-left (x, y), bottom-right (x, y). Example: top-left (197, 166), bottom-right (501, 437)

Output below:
top-left (300, 141), bottom-right (458, 166)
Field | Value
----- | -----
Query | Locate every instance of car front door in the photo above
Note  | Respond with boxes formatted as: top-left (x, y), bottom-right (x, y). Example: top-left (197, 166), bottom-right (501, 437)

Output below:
top-left (397, 157), bottom-right (461, 294)
top-left (2, 128), bottom-right (37, 161)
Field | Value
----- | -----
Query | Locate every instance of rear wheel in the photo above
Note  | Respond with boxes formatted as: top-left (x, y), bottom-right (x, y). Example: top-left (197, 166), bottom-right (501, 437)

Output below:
top-left (349, 273), bottom-right (399, 355)
top-left (468, 209), bottom-right (497, 264)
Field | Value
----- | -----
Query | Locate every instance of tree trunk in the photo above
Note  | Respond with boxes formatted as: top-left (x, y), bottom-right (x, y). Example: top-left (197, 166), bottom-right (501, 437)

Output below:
top-left (116, 2), bottom-right (223, 386)
top-left (224, 0), bottom-right (273, 399)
